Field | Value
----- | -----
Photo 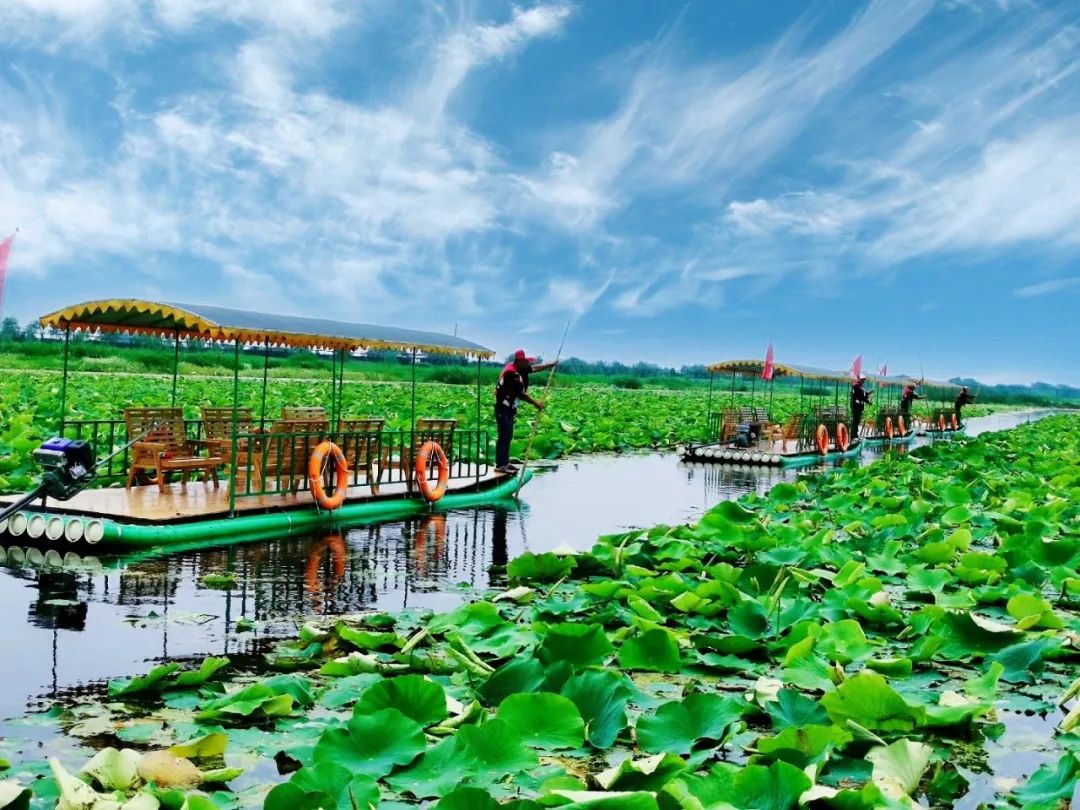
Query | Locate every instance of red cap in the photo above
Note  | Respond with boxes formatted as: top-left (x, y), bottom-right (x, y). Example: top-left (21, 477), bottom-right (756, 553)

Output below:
top-left (514, 349), bottom-right (536, 364)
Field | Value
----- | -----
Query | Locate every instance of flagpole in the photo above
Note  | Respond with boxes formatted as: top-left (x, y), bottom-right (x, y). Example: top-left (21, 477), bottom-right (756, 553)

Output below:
top-left (0, 228), bottom-right (18, 322)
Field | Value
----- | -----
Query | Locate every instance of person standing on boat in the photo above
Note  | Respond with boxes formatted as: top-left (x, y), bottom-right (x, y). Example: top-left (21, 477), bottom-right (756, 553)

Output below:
top-left (900, 384), bottom-right (922, 416)
top-left (493, 350), bottom-right (556, 474)
top-left (954, 386), bottom-right (977, 422)
top-left (850, 378), bottom-right (873, 438)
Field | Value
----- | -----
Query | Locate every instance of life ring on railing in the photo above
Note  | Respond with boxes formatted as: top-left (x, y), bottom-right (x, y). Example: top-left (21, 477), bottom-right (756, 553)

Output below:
top-left (938, 414), bottom-right (946, 432)
top-left (897, 415), bottom-right (906, 435)
top-left (309, 441), bottom-right (349, 511)
top-left (836, 423), bottom-right (850, 452)
top-left (815, 424), bottom-right (829, 456)
top-left (951, 414), bottom-right (959, 430)
top-left (415, 441), bottom-right (449, 503)
top-left (885, 417), bottom-right (894, 440)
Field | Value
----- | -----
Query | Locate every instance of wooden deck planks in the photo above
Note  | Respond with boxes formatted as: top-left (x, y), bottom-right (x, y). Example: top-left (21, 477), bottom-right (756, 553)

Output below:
top-left (0, 466), bottom-right (497, 523)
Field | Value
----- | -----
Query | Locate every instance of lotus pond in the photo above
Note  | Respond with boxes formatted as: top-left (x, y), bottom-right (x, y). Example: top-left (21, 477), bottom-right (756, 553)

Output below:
top-left (0, 370), bottom-right (1011, 494)
top-left (0, 410), bottom-right (1076, 809)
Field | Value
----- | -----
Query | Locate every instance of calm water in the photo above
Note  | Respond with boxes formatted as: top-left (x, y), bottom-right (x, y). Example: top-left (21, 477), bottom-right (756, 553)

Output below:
top-left (0, 409), bottom-right (1058, 721)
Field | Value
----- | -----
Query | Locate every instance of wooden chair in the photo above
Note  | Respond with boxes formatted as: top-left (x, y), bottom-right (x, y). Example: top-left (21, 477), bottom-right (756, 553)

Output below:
top-left (124, 407), bottom-right (221, 492)
top-left (261, 418), bottom-right (329, 494)
top-left (778, 414), bottom-right (801, 452)
top-left (400, 418), bottom-right (457, 490)
top-left (337, 419), bottom-right (387, 494)
top-left (282, 407), bottom-right (327, 421)
top-left (201, 407), bottom-right (262, 494)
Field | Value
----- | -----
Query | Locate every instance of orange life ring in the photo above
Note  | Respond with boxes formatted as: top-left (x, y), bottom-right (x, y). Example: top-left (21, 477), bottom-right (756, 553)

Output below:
top-left (815, 424), bottom-right (829, 456)
top-left (309, 441), bottom-right (349, 510)
top-left (938, 414), bottom-right (946, 432)
top-left (951, 414), bottom-right (959, 430)
top-left (836, 423), bottom-right (850, 452)
top-left (415, 440), bottom-right (449, 503)
top-left (305, 533), bottom-right (346, 610)
top-left (885, 417), bottom-right (894, 440)
top-left (897, 415), bottom-right (906, 435)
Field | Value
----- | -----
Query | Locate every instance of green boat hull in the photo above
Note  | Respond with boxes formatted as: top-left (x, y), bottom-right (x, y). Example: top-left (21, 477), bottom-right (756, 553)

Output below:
top-left (7, 471), bottom-right (531, 553)
top-left (861, 431), bottom-right (918, 447)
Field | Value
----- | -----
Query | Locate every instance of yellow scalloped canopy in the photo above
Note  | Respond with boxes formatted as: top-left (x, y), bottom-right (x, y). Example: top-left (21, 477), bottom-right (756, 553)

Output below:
top-left (706, 359), bottom-right (854, 383)
top-left (39, 299), bottom-right (494, 358)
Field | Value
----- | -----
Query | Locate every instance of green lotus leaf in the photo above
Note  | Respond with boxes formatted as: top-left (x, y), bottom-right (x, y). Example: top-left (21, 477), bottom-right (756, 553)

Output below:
top-left (594, 753), bottom-right (686, 792)
top-left (265, 762), bottom-right (379, 810)
top-left (987, 637), bottom-right (1058, 684)
top-left (636, 693), bottom-right (746, 755)
top-left (355, 675), bottom-right (447, 726)
top-left (559, 670), bottom-right (633, 749)
top-left (495, 692), bottom-right (585, 750)
top-left (80, 747), bottom-right (142, 792)
top-left (756, 724), bottom-right (851, 767)
top-left (195, 683), bottom-right (294, 723)
top-left (109, 663), bottom-right (182, 698)
top-left (313, 707), bottom-right (425, 778)
top-left (537, 623), bottom-right (614, 668)
top-left (1011, 752), bottom-right (1080, 809)
top-left (173, 657), bottom-right (230, 688)
top-left (477, 657), bottom-right (547, 706)
top-left (766, 689), bottom-right (828, 730)
top-left (727, 600), bottom-right (770, 639)
top-left (1005, 593), bottom-right (1063, 630)
top-left (335, 624), bottom-right (403, 651)
top-left (618, 628), bottom-right (683, 673)
top-left (662, 760), bottom-right (810, 810)
top-left (820, 671), bottom-right (923, 732)
top-left (867, 739), bottom-right (933, 801)
top-left (507, 552), bottom-right (576, 583)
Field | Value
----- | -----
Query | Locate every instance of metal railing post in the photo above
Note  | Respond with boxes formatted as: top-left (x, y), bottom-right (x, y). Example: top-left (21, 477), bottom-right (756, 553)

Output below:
top-left (59, 322), bottom-right (71, 435)
top-left (229, 340), bottom-right (240, 517)
top-left (170, 329), bottom-right (181, 406)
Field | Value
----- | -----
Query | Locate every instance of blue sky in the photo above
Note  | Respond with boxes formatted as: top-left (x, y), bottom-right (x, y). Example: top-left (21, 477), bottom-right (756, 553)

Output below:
top-left (1, 0), bottom-right (1078, 384)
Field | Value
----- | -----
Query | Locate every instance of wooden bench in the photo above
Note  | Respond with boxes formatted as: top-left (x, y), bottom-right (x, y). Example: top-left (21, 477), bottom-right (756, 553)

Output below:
top-left (125, 407), bottom-right (221, 492)
top-left (282, 406), bottom-right (327, 421)
top-left (338, 418), bottom-right (387, 494)
top-left (260, 418), bottom-right (329, 494)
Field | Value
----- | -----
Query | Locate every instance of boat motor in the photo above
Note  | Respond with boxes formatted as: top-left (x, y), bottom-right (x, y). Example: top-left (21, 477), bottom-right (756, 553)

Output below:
top-left (32, 438), bottom-right (97, 500)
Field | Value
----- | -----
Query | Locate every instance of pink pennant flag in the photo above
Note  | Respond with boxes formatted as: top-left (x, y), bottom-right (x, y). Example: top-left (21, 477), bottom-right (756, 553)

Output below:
top-left (877, 363), bottom-right (888, 388)
top-left (0, 232), bottom-right (15, 317)
top-left (850, 354), bottom-right (863, 380)
top-left (761, 341), bottom-right (775, 381)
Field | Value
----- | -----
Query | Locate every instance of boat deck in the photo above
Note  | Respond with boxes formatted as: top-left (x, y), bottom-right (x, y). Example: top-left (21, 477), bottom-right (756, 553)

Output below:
top-left (1, 466), bottom-right (503, 525)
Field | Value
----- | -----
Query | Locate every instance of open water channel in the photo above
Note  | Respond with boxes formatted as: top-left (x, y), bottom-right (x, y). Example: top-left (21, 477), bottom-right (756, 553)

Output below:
top-left (0, 408), bottom-right (1061, 806)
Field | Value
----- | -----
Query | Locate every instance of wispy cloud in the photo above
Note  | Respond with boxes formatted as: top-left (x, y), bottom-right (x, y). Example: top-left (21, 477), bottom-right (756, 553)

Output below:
top-left (1014, 276), bottom-right (1080, 299)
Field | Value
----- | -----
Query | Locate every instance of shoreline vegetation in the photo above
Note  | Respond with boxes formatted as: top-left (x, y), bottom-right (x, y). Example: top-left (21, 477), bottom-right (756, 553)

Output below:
top-left (0, 413), bottom-right (1077, 808)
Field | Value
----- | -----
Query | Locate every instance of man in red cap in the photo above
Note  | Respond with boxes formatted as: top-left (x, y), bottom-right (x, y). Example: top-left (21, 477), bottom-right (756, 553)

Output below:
top-left (493, 349), bottom-right (557, 473)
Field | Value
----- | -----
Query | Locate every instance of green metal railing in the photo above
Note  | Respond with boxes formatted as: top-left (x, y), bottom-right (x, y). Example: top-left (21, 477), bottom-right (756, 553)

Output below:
top-left (59, 418), bottom-right (490, 494)
top-left (228, 427), bottom-right (490, 500)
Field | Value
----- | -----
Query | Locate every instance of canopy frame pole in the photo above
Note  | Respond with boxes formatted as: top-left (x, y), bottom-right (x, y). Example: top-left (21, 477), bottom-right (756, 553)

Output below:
top-left (410, 348), bottom-right (418, 463)
top-left (259, 339), bottom-right (270, 430)
top-left (170, 328), bottom-right (181, 407)
top-left (475, 353), bottom-right (482, 478)
top-left (705, 371), bottom-right (715, 439)
top-left (336, 347), bottom-right (347, 427)
top-left (58, 322), bottom-right (71, 434)
top-left (229, 340), bottom-right (240, 518)
top-left (329, 348), bottom-right (337, 428)
top-left (768, 378), bottom-right (774, 417)
top-left (729, 370), bottom-right (736, 406)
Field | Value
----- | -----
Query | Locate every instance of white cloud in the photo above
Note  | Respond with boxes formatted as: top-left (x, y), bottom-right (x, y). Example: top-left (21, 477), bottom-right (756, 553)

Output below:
top-left (1013, 276), bottom-right (1080, 299)
top-left (523, 0), bottom-right (934, 232)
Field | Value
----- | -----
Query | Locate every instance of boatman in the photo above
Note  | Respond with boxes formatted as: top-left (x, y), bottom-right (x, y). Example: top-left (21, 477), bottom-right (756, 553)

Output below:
top-left (954, 386), bottom-right (977, 422)
top-left (900, 383), bottom-right (923, 416)
top-left (493, 350), bottom-right (557, 474)
top-left (850, 377), bottom-right (873, 438)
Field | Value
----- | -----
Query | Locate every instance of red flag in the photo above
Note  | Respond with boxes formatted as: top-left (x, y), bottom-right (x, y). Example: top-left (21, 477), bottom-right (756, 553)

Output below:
top-left (0, 232), bottom-right (14, 317)
top-left (761, 341), bottom-right (775, 381)
top-left (850, 354), bottom-right (863, 380)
